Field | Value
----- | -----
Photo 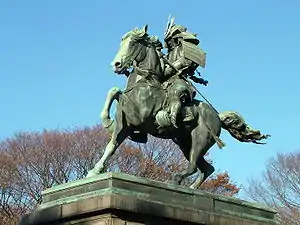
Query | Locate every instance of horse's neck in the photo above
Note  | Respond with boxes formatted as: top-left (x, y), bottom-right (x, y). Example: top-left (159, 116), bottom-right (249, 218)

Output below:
top-left (126, 72), bottom-right (142, 89)
top-left (125, 47), bottom-right (163, 89)
top-left (138, 47), bottom-right (163, 76)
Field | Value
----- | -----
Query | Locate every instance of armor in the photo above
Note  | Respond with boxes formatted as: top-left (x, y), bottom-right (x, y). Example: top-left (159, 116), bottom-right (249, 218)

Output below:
top-left (162, 20), bottom-right (206, 128)
top-left (182, 40), bottom-right (206, 68)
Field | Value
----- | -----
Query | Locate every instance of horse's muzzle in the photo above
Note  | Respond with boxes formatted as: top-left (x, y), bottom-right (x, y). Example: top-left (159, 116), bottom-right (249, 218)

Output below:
top-left (111, 61), bottom-right (124, 74)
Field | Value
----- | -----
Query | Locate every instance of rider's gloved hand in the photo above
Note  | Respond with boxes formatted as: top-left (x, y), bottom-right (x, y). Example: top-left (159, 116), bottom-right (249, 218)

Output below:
top-left (190, 76), bottom-right (209, 86)
top-left (200, 78), bottom-right (209, 86)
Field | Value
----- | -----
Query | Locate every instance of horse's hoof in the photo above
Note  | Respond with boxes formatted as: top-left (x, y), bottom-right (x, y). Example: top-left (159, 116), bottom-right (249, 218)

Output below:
top-left (170, 174), bottom-right (182, 185)
top-left (86, 170), bottom-right (98, 178)
top-left (189, 184), bottom-right (197, 189)
top-left (170, 180), bottom-right (178, 185)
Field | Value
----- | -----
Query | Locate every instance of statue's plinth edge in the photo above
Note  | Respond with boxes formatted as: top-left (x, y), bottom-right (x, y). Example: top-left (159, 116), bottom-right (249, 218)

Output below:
top-left (19, 172), bottom-right (280, 225)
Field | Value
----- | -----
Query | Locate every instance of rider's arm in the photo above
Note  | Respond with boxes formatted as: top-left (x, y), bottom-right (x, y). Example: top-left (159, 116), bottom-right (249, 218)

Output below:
top-left (164, 57), bottom-right (193, 77)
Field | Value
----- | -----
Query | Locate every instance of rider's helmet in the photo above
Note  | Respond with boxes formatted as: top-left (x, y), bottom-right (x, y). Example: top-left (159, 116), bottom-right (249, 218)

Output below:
top-left (164, 24), bottom-right (187, 41)
top-left (177, 31), bottom-right (200, 45)
top-left (164, 24), bottom-right (200, 48)
top-left (164, 25), bottom-right (187, 48)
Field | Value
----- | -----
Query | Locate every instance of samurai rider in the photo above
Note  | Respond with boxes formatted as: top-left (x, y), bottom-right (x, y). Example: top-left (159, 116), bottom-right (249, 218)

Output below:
top-left (161, 20), bottom-right (207, 128)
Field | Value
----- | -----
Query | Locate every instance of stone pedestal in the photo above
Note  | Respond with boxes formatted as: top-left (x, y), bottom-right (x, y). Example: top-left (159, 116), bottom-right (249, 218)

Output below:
top-left (19, 172), bottom-right (279, 225)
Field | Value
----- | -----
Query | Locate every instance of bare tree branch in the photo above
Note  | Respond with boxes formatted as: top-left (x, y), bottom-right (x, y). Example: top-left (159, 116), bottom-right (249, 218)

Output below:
top-left (0, 126), bottom-right (240, 225)
top-left (246, 150), bottom-right (300, 225)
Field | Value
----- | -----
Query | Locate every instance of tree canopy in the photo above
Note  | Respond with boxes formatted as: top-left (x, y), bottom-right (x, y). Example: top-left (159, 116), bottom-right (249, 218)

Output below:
top-left (0, 125), bottom-right (240, 225)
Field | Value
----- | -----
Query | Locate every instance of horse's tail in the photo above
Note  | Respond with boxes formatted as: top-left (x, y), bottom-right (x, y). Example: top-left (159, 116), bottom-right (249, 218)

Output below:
top-left (100, 87), bottom-right (122, 134)
top-left (219, 111), bottom-right (271, 144)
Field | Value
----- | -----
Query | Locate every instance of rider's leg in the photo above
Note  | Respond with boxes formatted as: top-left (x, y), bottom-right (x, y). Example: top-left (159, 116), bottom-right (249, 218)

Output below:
top-left (169, 97), bottom-right (181, 128)
top-left (169, 85), bottom-right (192, 128)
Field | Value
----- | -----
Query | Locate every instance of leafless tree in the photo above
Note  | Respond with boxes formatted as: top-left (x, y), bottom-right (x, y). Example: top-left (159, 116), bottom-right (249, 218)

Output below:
top-left (0, 125), bottom-right (240, 225)
top-left (246, 150), bottom-right (300, 225)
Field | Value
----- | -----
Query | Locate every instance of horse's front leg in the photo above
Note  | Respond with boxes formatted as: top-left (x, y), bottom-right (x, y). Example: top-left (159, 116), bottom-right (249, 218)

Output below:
top-left (100, 86), bottom-right (122, 131)
top-left (86, 106), bottom-right (127, 177)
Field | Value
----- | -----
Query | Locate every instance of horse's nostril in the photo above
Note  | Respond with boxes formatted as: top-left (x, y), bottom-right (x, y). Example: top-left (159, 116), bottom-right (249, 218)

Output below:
top-left (115, 62), bottom-right (121, 67)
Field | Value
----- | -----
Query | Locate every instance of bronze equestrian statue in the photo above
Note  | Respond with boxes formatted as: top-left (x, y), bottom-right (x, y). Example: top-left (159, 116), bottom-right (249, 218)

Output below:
top-left (86, 20), bottom-right (270, 188)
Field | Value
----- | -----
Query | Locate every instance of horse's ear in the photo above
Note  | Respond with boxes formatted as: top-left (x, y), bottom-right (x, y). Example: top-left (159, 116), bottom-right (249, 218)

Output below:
top-left (137, 24), bottom-right (148, 38)
top-left (142, 24), bottom-right (148, 33)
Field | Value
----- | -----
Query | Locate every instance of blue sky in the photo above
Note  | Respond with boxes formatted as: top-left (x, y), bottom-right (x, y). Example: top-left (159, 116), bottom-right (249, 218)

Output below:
top-left (0, 1), bottom-right (299, 198)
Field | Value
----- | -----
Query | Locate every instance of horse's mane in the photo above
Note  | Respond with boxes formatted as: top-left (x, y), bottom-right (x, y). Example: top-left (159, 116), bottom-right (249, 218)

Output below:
top-left (123, 28), bottom-right (161, 48)
top-left (148, 35), bottom-right (162, 47)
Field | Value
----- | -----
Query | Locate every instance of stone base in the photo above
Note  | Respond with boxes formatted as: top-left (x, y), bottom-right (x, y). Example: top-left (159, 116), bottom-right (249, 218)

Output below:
top-left (19, 172), bottom-right (279, 225)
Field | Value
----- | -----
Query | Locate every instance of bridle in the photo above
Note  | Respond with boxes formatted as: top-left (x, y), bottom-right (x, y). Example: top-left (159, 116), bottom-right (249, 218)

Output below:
top-left (122, 39), bottom-right (147, 72)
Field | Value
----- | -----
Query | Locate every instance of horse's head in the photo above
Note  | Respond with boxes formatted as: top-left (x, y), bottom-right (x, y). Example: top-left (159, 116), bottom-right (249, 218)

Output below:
top-left (111, 25), bottom-right (151, 74)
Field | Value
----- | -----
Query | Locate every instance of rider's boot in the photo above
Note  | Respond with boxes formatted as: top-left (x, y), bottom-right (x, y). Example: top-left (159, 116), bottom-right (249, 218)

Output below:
top-left (169, 101), bottom-right (181, 128)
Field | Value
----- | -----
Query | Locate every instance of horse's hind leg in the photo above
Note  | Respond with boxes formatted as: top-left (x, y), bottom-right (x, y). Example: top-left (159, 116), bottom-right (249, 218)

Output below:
top-left (172, 135), bottom-right (203, 185)
top-left (189, 168), bottom-right (203, 189)
top-left (189, 157), bottom-right (215, 189)
top-left (172, 122), bottom-right (214, 186)
top-left (86, 106), bottom-right (127, 177)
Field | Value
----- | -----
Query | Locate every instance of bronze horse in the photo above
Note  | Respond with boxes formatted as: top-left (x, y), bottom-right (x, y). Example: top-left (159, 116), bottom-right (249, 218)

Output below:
top-left (86, 25), bottom-right (269, 188)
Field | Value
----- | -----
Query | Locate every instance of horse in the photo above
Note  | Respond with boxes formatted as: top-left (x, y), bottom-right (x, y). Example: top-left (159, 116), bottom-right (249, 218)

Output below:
top-left (86, 25), bottom-right (270, 188)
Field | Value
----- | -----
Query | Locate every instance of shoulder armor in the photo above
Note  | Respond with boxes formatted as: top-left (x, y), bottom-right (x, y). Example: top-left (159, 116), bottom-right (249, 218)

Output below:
top-left (182, 41), bottom-right (206, 68)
